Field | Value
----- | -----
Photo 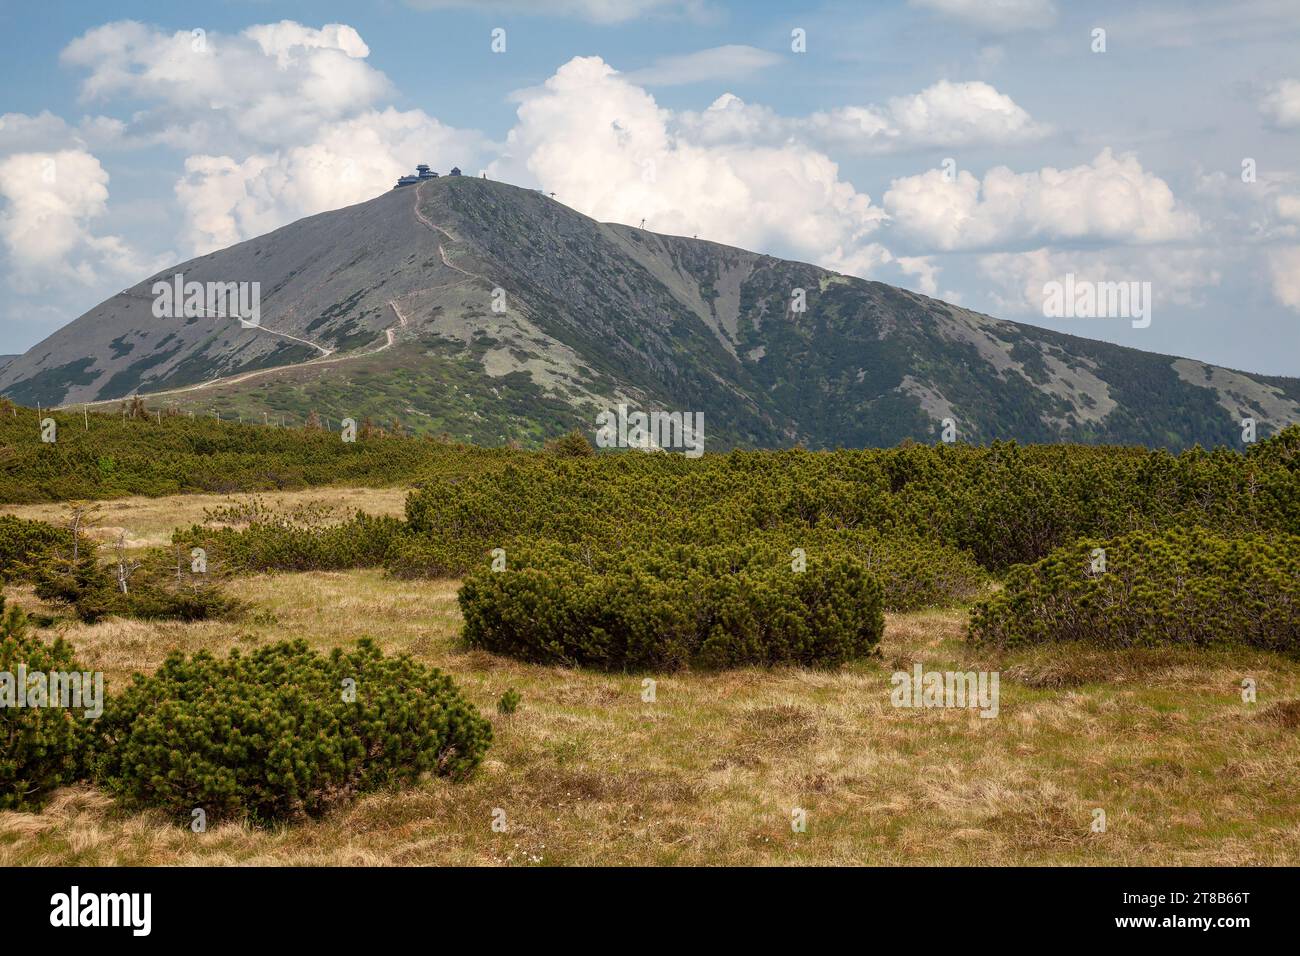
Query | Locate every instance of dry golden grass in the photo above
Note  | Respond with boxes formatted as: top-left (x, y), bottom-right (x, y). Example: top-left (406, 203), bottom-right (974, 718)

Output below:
top-left (0, 487), bottom-right (408, 550)
top-left (2, 486), bottom-right (1298, 866)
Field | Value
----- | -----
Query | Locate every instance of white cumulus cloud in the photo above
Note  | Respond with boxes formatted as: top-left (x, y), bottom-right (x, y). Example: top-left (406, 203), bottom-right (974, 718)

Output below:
top-left (492, 56), bottom-right (889, 278)
top-left (1260, 79), bottom-right (1300, 129)
top-left (681, 79), bottom-right (1047, 154)
top-left (1268, 246), bottom-right (1300, 311)
top-left (56, 21), bottom-right (489, 256)
top-left (0, 146), bottom-right (170, 353)
top-left (884, 149), bottom-right (1201, 252)
top-left (0, 148), bottom-right (163, 291)
top-left (61, 20), bottom-right (391, 152)
top-left (896, 255), bottom-right (962, 301)
top-left (403, 0), bottom-right (713, 23)
top-left (176, 108), bottom-right (486, 254)
top-left (814, 80), bottom-right (1047, 151)
top-left (976, 246), bottom-right (1221, 317)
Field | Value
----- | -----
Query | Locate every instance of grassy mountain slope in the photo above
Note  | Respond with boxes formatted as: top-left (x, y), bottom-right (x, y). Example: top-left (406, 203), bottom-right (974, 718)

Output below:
top-left (4, 176), bottom-right (1298, 448)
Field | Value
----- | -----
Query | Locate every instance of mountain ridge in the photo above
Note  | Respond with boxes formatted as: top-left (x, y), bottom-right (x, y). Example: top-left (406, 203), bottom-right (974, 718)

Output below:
top-left (4, 176), bottom-right (1298, 448)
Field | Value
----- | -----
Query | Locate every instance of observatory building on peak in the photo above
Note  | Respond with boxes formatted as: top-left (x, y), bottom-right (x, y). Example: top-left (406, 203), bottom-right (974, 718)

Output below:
top-left (393, 164), bottom-right (442, 189)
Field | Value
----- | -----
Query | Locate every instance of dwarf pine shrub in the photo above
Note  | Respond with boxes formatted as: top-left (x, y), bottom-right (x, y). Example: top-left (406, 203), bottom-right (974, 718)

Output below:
top-left (459, 542), bottom-right (884, 670)
top-left (790, 529), bottom-right (988, 611)
top-left (0, 598), bottom-right (93, 811)
top-left (968, 527), bottom-right (1300, 651)
top-left (0, 404), bottom-right (519, 504)
top-left (545, 430), bottom-right (596, 457)
top-left (405, 431), bottom-right (1300, 575)
top-left (0, 514), bottom-right (75, 582)
top-left (113, 562), bottom-right (246, 622)
top-left (384, 532), bottom-right (481, 579)
top-left (93, 638), bottom-right (491, 824)
top-left (175, 510), bottom-right (403, 574)
top-left (27, 540), bottom-right (242, 624)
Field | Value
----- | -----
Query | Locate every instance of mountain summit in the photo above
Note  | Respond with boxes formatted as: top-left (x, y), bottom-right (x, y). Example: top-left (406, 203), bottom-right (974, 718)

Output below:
top-left (4, 176), bottom-right (1298, 448)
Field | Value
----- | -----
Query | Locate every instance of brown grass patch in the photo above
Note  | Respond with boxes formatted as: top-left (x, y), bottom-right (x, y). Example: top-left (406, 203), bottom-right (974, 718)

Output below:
top-left (1258, 698), bottom-right (1300, 728)
top-left (0, 487), bottom-right (408, 549)
top-left (2, 499), bottom-right (1299, 867)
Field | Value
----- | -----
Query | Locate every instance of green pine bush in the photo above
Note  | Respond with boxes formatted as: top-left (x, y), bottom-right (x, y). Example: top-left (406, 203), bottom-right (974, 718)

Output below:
top-left (27, 541), bottom-right (242, 624)
top-left (0, 404), bottom-right (519, 504)
top-left (787, 528), bottom-right (988, 611)
top-left (0, 514), bottom-right (75, 583)
top-left (114, 563), bottom-right (246, 622)
top-left (404, 434), bottom-right (1300, 577)
top-left (92, 638), bottom-right (491, 824)
top-left (0, 598), bottom-right (93, 811)
top-left (459, 542), bottom-right (884, 670)
top-left (496, 688), bottom-right (521, 714)
top-left (174, 510), bottom-right (403, 574)
top-left (545, 430), bottom-right (596, 457)
top-left (383, 532), bottom-right (483, 579)
top-left (968, 527), bottom-right (1300, 651)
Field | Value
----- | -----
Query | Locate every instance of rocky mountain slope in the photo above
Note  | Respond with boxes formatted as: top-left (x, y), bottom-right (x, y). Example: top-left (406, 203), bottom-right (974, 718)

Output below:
top-left (4, 176), bottom-right (1298, 448)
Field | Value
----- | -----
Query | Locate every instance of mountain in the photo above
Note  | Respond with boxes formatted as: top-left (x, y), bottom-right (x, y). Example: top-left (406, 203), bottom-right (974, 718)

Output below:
top-left (4, 175), bottom-right (1299, 448)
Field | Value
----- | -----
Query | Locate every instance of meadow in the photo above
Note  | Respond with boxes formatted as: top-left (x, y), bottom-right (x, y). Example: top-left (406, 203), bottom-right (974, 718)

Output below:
top-left (2, 407), bottom-right (1298, 865)
top-left (3, 556), bottom-right (1298, 865)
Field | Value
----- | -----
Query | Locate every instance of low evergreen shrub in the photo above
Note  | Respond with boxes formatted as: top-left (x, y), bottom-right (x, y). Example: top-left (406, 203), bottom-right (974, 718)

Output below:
top-left (29, 545), bottom-right (241, 624)
top-left (405, 429), bottom-right (1300, 575)
top-left (93, 638), bottom-right (491, 824)
top-left (0, 514), bottom-right (74, 582)
top-left (174, 506), bottom-right (403, 574)
top-left (790, 529), bottom-right (988, 611)
top-left (382, 532), bottom-right (480, 579)
top-left (459, 542), bottom-right (884, 670)
top-left (0, 598), bottom-right (94, 811)
top-left (968, 527), bottom-right (1300, 652)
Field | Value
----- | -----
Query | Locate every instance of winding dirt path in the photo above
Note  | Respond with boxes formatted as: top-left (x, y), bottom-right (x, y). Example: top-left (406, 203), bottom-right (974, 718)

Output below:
top-left (108, 291), bottom-right (335, 357)
top-left (65, 327), bottom-right (389, 409)
top-left (413, 182), bottom-right (481, 281)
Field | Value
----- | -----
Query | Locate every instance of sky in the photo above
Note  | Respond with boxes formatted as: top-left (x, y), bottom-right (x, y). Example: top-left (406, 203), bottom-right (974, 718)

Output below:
top-left (1, 0), bottom-right (1298, 374)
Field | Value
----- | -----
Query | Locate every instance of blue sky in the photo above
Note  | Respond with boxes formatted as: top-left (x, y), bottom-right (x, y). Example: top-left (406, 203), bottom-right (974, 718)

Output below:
top-left (2, 0), bottom-right (1299, 374)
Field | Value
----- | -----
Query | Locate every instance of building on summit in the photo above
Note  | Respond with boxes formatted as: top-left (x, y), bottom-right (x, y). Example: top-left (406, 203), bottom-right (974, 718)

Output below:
top-left (394, 164), bottom-right (443, 189)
